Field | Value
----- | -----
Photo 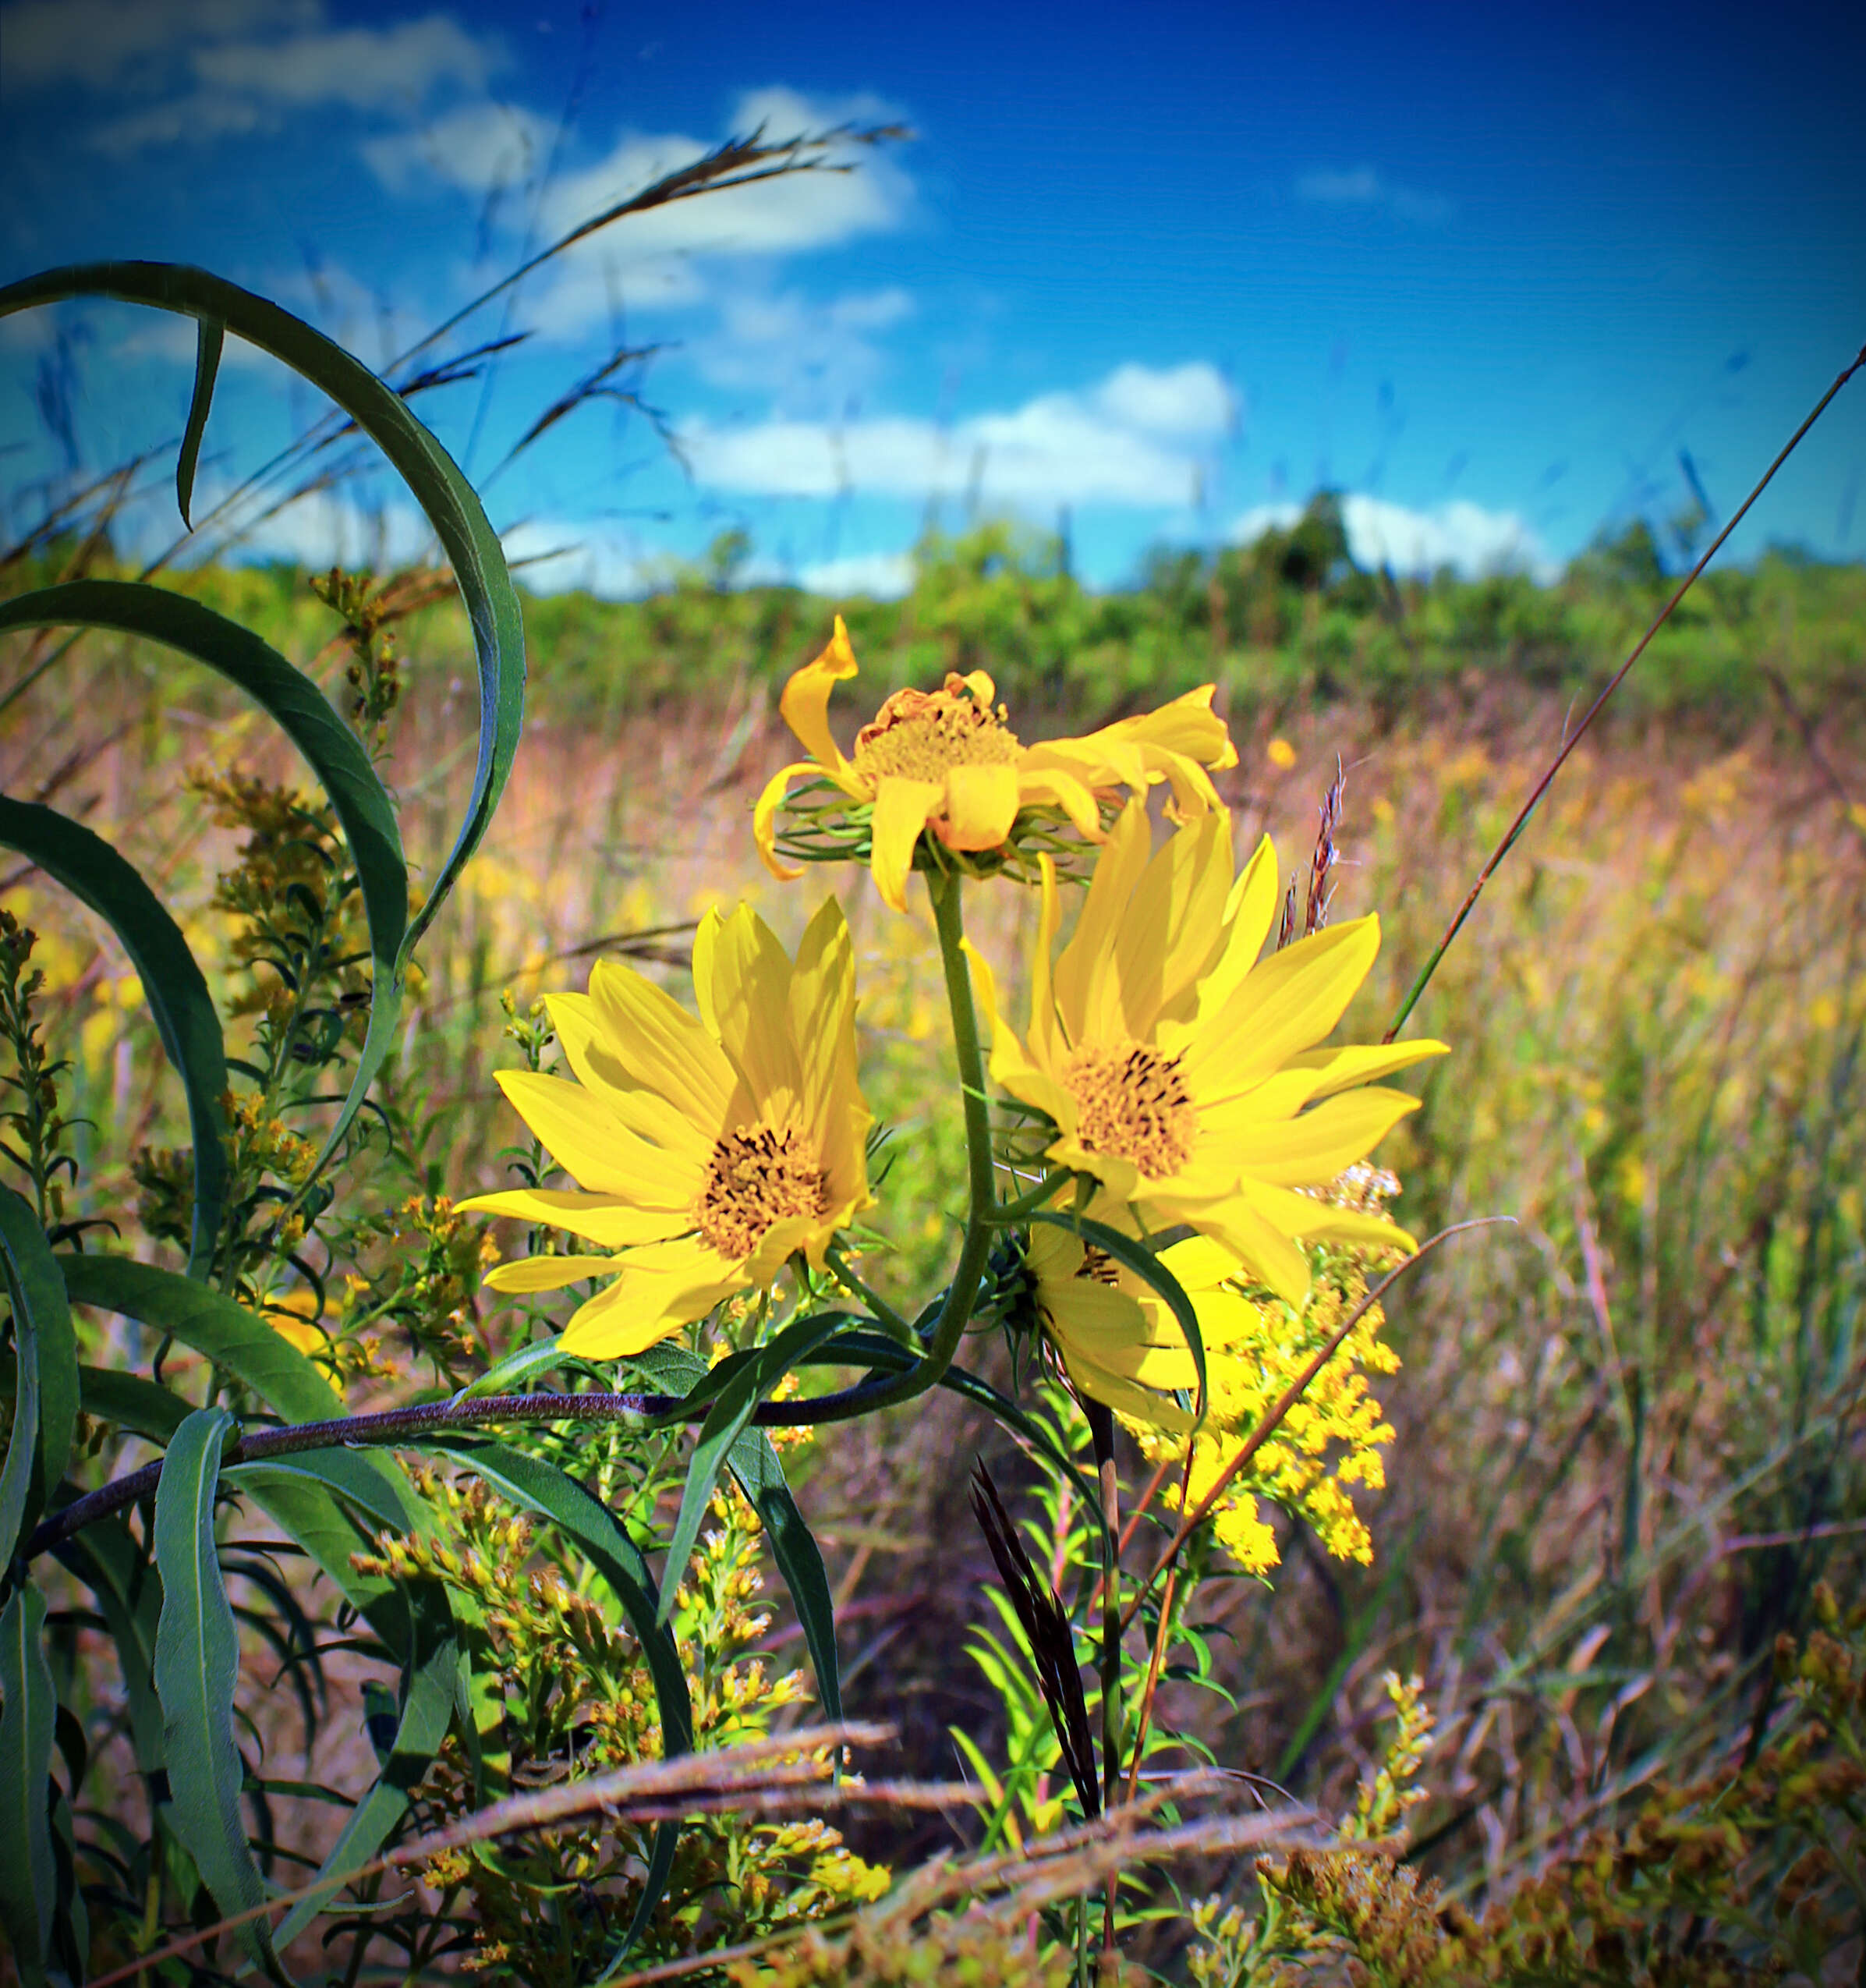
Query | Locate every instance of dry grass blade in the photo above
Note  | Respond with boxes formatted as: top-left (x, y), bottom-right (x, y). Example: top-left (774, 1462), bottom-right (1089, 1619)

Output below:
top-left (85, 1722), bottom-right (898, 1988)
top-left (607, 1784), bottom-right (1332, 1986)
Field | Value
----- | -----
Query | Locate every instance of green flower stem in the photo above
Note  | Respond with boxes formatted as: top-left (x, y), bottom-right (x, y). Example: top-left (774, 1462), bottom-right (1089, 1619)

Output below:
top-left (985, 1168), bottom-right (1076, 1226)
top-left (823, 1247), bottom-right (913, 1346)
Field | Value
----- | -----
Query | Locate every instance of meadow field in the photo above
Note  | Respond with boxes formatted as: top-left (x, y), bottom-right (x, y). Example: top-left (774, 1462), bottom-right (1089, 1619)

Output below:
top-left (6, 529), bottom-right (1864, 1976)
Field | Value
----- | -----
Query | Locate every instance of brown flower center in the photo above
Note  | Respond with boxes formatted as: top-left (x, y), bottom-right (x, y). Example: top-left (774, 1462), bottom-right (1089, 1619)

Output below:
top-left (1078, 1245), bottom-right (1122, 1288)
top-left (695, 1123), bottom-right (829, 1261)
top-left (851, 676), bottom-right (1022, 785)
top-left (1063, 1039), bottom-right (1196, 1179)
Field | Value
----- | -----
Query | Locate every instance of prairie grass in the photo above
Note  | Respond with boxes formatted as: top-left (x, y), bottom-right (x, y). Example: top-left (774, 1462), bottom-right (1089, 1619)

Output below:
top-left (9, 617), bottom-right (1862, 1923)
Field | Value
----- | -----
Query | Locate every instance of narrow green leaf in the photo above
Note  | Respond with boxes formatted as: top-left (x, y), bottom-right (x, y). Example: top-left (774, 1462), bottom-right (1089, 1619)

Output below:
top-left (60, 1253), bottom-right (342, 1423)
top-left (273, 1620), bottom-right (456, 1946)
top-left (630, 1341), bottom-right (840, 1719)
top-left (0, 1185), bottom-right (75, 1566)
top-left (176, 317), bottom-right (223, 530)
top-left (0, 1582), bottom-right (57, 1977)
top-left (446, 1333), bottom-right (576, 1404)
top-left (152, 1405), bottom-right (282, 1979)
top-left (1030, 1210), bottom-right (1207, 1422)
top-left (0, 264), bottom-right (526, 964)
top-left (656, 1310), bottom-right (848, 1628)
top-left (225, 1456), bottom-right (412, 1644)
top-left (0, 579), bottom-right (410, 1178)
top-left (0, 803), bottom-right (228, 1275)
top-left (79, 1362), bottom-right (191, 1444)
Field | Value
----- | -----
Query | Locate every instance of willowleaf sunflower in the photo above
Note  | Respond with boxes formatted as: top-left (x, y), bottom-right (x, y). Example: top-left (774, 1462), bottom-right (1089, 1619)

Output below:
top-left (753, 616), bottom-right (1238, 910)
top-left (462, 899), bottom-right (873, 1358)
top-left (969, 800), bottom-right (1446, 1304)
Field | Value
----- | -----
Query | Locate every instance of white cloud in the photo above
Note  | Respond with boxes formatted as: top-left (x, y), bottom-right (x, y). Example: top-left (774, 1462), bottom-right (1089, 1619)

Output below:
top-left (360, 99), bottom-right (554, 195)
top-left (692, 285), bottom-right (915, 402)
top-left (798, 551), bottom-right (915, 600)
top-left (1231, 493), bottom-right (1553, 579)
top-left (191, 12), bottom-right (498, 108)
top-left (684, 361), bottom-right (1224, 509)
top-left (0, 0), bottom-right (315, 89)
top-left (1295, 167), bottom-right (1452, 225)
top-left (88, 89), bottom-right (273, 155)
top-left (1092, 362), bottom-right (1237, 439)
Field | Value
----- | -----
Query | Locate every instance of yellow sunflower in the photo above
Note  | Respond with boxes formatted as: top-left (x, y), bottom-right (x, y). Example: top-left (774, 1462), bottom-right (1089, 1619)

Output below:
top-left (752, 616), bottom-right (1239, 911)
top-left (1025, 1224), bottom-right (1262, 1429)
top-left (462, 898), bottom-right (873, 1358)
top-left (968, 799), bottom-right (1446, 1305)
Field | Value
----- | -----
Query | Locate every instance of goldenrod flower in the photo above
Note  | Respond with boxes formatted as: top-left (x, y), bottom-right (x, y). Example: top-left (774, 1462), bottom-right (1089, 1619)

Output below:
top-left (970, 800), bottom-right (1446, 1303)
top-left (463, 900), bottom-right (873, 1358)
top-left (753, 616), bottom-right (1238, 911)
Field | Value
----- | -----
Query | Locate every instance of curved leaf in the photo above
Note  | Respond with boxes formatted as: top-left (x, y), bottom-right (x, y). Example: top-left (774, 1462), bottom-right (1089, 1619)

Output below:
top-left (0, 1582), bottom-right (57, 1979)
top-left (151, 1405), bottom-right (281, 1979)
top-left (274, 1613), bottom-right (456, 1947)
top-left (629, 1341), bottom-right (841, 1720)
top-left (0, 802), bottom-right (228, 1275)
top-left (0, 1185), bottom-right (76, 1567)
top-left (177, 316), bottom-right (223, 530)
top-left (60, 1253), bottom-right (342, 1424)
top-left (78, 1362), bottom-right (190, 1444)
top-left (0, 579), bottom-right (410, 1177)
top-left (0, 263), bottom-right (526, 964)
top-left (656, 1309), bottom-right (850, 1628)
top-left (1030, 1210), bottom-right (1207, 1423)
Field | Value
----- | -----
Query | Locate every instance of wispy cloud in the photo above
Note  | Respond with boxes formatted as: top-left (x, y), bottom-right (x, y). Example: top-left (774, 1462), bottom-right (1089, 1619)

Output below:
top-left (58, 0), bottom-right (507, 154)
top-left (360, 99), bottom-right (554, 195)
top-left (1295, 166), bottom-right (1452, 225)
top-left (798, 551), bottom-right (916, 600)
top-left (685, 360), bottom-right (1234, 509)
top-left (1233, 492), bottom-right (1553, 579)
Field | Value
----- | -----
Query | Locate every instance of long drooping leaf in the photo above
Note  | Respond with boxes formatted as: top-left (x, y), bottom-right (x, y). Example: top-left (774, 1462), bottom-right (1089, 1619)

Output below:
top-left (0, 1582), bottom-right (58, 1980)
top-left (151, 1405), bottom-right (281, 1979)
top-left (273, 1610), bottom-right (457, 1947)
top-left (0, 579), bottom-right (409, 1177)
top-left (630, 1341), bottom-right (841, 1720)
top-left (0, 1186), bottom-right (76, 1567)
top-left (0, 801), bottom-right (228, 1274)
top-left (78, 1362), bottom-right (191, 1444)
top-left (61, 1253), bottom-right (343, 1423)
top-left (413, 1438), bottom-right (690, 1961)
top-left (655, 1310), bottom-right (850, 1628)
top-left (0, 263), bottom-right (526, 962)
top-left (225, 1455), bottom-right (416, 1642)
top-left (176, 316), bottom-right (223, 530)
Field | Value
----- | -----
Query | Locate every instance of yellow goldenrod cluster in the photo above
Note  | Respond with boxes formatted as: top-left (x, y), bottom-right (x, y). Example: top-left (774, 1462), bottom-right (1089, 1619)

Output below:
top-left (1123, 1241), bottom-right (1402, 1576)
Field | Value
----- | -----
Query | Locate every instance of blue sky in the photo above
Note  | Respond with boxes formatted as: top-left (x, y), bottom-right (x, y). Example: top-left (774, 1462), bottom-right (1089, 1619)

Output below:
top-left (2, 0), bottom-right (1862, 597)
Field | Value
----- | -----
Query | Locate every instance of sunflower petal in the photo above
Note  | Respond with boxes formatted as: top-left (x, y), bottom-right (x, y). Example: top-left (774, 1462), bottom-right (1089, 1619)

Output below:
top-left (484, 1253), bottom-right (618, 1293)
top-left (461, 1187), bottom-right (691, 1247)
top-left (586, 959), bottom-right (737, 1130)
top-left (778, 615), bottom-right (861, 779)
top-left (560, 1243), bottom-right (749, 1358)
top-left (938, 762), bottom-right (1022, 851)
top-left (1191, 915), bottom-right (1382, 1088)
top-left (1057, 798), bottom-right (1152, 1044)
top-left (965, 936), bottom-right (1078, 1131)
top-left (493, 1072), bottom-right (692, 1206)
top-left (1110, 805), bottom-right (1232, 1038)
top-left (1284, 1039), bottom-right (1450, 1098)
top-left (753, 762), bottom-right (816, 881)
top-left (547, 993), bottom-right (717, 1159)
top-left (701, 905), bottom-right (804, 1117)
top-left (1208, 1086), bottom-right (1422, 1188)
top-left (868, 778), bottom-right (943, 912)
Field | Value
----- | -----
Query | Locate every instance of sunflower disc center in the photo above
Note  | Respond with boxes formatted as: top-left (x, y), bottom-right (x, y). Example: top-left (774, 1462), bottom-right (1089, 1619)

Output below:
top-left (852, 676), bottom-right (1022, 785)
top-left (1064, 1040), bottom-right (1196, 1178)
top-left (696, 1122), bottom-right (829, 1260)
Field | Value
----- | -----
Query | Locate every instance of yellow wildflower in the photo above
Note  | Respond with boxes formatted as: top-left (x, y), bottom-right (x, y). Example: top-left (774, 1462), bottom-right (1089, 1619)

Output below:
top-left (970, 799), bottom-right (1445, 1304)
top-left (753, 616), bottom-right (1238, 910)
top-left (463, 899), bottom-right (873, 1359)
